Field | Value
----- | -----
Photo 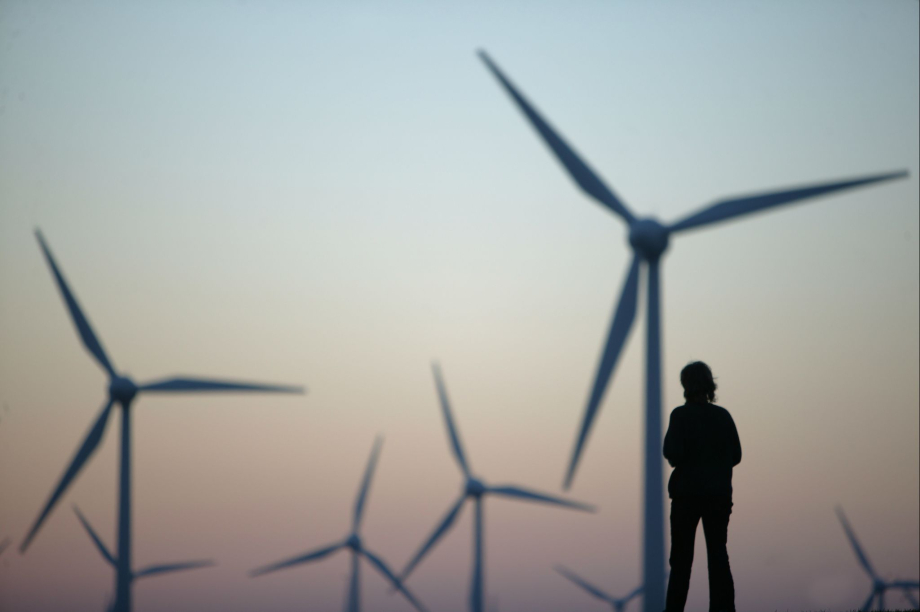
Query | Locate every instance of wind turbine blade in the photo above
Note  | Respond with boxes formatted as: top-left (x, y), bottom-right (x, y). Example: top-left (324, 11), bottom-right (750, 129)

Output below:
top-left (478, 52), bottom-right (634, 224)
top-left (400, 495), bottom-right (466, 581)
top-left (347, 549), bottom-right (360, 612)
top-left (363, 548), bottom-right (429, 612)
top-left (134, 560), bottom-right (215, 579)
top-left (860, 589), bottom-right (876, 612)
top-left (0, 538), bottom-right (10, 557)
top-left (35, 230), bottom-right (115, 377)
top-left (897, 584), bottom-right (919, 609)
top-left (73, 505), bottom-right (116, 567)
top-left (489, 485), bottom-right (595, 512)
top-left (890, 580), bottom-right (920, 589)
top-left (835, 506), bottom-right (878, 579)
top-left (139, 377), bottom-right (304, 394)
top-left (21, 399), bottom-right (115, 552)
top-left (669, 171), bottom-right (908, 233)
top-left (431, 363), bottom-right (470, 476)
top-left (565, 255), bottom-right (641, 489)
top-left (250, 541), bottom-right (344, 577)
top-left (624, 583), bottom-right (644, 602)
top-left (554, 565), bottom-right (616, 602)
top-left (478, 51), bottom-right (635, 224)
top-left (353, 436), bottom-right (383, 531)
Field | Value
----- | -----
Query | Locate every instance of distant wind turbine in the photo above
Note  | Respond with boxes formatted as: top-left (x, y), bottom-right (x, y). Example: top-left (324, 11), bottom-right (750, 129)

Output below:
top-left (399, 363), bottom-right (596, 612)
top-left (478, 50), bottom-right (909, 612)
top-left (555, 565), bottom-right (642, 612)
top-left (251, 437), bottom-right (428, 612)
top-left (19, 229), bottom-right (304, 612)
top-left (73, 505), bottom-right (214, 603)
top-left (836, 506), bottom-right (920, 611)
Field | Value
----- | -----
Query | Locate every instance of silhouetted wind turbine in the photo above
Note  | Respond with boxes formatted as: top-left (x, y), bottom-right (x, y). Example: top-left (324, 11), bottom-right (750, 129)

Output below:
top-left (73, 505), bottom-right (214, 606)
top-left (836, 506), bottom-right (920, 611)
top-left (399, 363), bottom-right (596, 612)
top-left (251, 437), bottom-right (428, 612)
top-left (19, 230), bottom-right (304, 612)
top-left (555, 565), bottom-right (642, 612)
top-left (478, 50), bottom-right (909, 612)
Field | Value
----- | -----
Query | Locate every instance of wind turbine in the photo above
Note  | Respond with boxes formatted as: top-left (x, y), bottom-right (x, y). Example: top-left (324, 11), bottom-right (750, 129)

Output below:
top-left (478, 50), bottom-right (909, 612)
top-left (399, 363), bottom-right (596, 612)
top-left (555, 565), bottom-right (643, 612)
top-left (19, 229), bottom-right (304, 612)
top-left (836, 506), bottom-right (920, 611)
top-left (250, 437), bottom-right (428, 612)
top-left (73, 504), bottom-right (215, 609)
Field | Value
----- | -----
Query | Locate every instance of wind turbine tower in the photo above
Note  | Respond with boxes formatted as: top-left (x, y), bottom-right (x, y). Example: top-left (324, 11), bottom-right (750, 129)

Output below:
top-left (478, 51), bottom-right (909, 612)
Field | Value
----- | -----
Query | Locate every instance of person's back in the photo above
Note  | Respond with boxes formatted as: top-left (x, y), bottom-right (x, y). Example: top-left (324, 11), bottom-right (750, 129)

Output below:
top-left (664, 401), bottom-right (741, 498)
top-left (663, 361), bottom-right (741, 612)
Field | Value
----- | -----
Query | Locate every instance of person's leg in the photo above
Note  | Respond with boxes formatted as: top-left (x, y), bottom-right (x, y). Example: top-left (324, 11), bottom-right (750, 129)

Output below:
top-left (701, 495), bottom-right (734, 612)
top-left (666, 496), bottom-right (702, 612)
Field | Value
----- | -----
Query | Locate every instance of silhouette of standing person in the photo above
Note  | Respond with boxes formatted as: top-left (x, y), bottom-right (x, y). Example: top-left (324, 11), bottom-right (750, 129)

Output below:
top-left (663, 361), bottom-right (741, 612)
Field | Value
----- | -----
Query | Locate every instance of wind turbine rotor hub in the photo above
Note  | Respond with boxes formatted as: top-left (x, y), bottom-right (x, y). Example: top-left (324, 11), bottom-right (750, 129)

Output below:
top-left (346, 534), bottom-right (362, 551)
top-left (108, 376), bottom-right (138, 405)
top-left (465, 477), bottom-right (487, 498)
top-left (628, 218), bottom-right (670, 260)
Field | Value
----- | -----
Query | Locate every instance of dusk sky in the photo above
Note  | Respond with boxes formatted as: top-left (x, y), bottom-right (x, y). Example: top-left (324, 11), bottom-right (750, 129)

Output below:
top-left (0, 2), bottom-right (918, 611)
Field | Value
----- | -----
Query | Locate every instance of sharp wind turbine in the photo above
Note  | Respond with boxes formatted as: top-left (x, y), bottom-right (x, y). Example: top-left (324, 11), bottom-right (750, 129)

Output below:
top-left (251, 437), bottom-right (428, 612)
top-left (399, 363), bottom-right (596, 612)
top-left (73, 505), bottom-right (215, 610)
top-left (478, 50), bottom-right (909, 612)
top-left (20, 230), bottom-right (304, 612)
top-left (555, 565), bottom-right (643, 612)
top-left (836, 506), bottom-right (920, 611)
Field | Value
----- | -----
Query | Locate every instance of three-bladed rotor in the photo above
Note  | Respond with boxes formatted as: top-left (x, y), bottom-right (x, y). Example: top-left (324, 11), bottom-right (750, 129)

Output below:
top-left (250, 437), bottom-right (428, 612)
top-left (21, 231), bottom-right (305, 555)
top-left (837, 506), bottom-right (920, 611)
top-left (399, 364), bottom-right (595, 612)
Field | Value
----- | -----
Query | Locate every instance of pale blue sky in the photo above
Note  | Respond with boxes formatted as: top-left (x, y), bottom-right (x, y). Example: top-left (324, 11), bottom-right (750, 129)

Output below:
top-left (1, 2), bottom-right (917, 611)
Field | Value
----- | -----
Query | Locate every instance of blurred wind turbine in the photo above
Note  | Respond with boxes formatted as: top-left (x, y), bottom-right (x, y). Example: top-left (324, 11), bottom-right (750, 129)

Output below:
top-left (73, 505), bottom-right (215, 604)
top-left (19, 229), bottom-right (304, 612)
top-left (555, 565), bottom-right (642, 612)
top-left (478, 50), bottom-right (909, 612)
top-left (251, 437), bottom-right (428, 612)
top-left (399, 363), bottom-right (596, 612)
top-left (836, 506), bottom-right (920, 611)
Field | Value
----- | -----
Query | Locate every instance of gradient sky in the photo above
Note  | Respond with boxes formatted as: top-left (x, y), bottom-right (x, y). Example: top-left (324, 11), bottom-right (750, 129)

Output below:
top-left (0, 2), bottom-right (918, 611)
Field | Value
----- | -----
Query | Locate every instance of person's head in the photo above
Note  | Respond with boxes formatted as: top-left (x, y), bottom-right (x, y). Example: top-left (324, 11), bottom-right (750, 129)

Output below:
top-left (680, 361), bottom-right (717, 403)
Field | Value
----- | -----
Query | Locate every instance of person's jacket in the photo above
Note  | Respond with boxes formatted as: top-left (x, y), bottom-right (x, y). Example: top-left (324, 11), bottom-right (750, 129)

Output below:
top-left (663, 401), bottom-right (741, 498)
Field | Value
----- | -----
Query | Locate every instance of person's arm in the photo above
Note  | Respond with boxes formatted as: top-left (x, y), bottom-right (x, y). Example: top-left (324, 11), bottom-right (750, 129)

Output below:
top-left (729, 414), bottom-right (742, 466)
top-left (663, 409), bottom-right (683, 467)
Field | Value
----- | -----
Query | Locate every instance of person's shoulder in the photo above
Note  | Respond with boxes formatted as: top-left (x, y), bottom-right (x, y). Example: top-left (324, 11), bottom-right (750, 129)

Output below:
top-left (710, 403), bottom-right (734, 419)
top-left (670, 404), bottom-right (688, 416)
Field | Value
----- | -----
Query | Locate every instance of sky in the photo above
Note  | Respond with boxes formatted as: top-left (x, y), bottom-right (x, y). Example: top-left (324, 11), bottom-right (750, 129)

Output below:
top-left (0, 1), bottom-right (918, 611)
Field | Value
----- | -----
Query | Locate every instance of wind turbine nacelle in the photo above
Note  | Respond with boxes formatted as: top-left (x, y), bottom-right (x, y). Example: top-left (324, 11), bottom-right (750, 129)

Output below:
top-left (109, 376), bottom-right (138, 405)
top-left (629, 218), bottom-right (670, 260)
top-left (465, 477), bottom-right (487, 498)
top-left (346, 534), bottom-right (363, 551)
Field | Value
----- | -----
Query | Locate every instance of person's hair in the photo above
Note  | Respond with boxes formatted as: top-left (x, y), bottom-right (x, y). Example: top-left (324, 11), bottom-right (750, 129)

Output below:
top-left (681, 361), bottom-right (717, 403)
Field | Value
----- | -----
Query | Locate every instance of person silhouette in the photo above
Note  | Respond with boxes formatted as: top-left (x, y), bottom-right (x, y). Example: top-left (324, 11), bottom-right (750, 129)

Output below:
top-left (663, 361), bottom-right (741, 612)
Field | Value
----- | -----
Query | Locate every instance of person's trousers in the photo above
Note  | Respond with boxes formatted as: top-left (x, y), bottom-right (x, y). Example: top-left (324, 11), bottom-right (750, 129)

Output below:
top-left (665, 494), bottom-right (735, 612)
